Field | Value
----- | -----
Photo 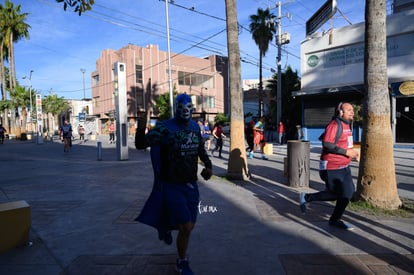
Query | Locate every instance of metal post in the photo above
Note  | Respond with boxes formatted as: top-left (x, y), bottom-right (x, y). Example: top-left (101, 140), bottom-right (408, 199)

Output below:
top-left (23, 70), bottom-right (34, 134)
top-left (97, 141), bottom-right (102, 161)
top-left (29, 70), bottom-right (33, 126)
top-left (81, 68), bottom-right (86, 99)
top-left (201, 87), bottom-right (207, 112)
top-left (114, 62), bottom-right (128, 161)
top-left (276, 1), bottom-right (282, 126)
top-left (165, 0), bottom-right (174, 118)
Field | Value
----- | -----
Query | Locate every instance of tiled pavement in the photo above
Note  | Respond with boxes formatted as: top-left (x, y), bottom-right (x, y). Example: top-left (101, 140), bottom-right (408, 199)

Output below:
top-left (0, 137), bottom-right (413, 274)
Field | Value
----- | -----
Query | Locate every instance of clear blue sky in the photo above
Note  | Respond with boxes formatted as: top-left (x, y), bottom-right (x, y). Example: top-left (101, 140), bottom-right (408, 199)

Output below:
top-left (8, 0), bottom-right (367, 99)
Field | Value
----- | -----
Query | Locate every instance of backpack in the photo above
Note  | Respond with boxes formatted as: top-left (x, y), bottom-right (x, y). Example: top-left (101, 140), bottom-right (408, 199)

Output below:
top-left (318, 118), bottom-right (342, 145)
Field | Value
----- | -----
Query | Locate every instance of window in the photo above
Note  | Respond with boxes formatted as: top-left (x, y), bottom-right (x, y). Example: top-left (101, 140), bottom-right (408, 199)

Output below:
top-left (92, 75), bottom-right (99, 87)
top-left (179, 72), bottom-right (192, 86)
top-left (136, 65), bottom-right (143, 84)
top-left (136, 88), bottom-right (144, 110)
top-left (196, 95), bottom-right (214, 110)
top-left (178, 71), bottom-right (213, 88)
top-left (208, 96), bottom-right (215, 108)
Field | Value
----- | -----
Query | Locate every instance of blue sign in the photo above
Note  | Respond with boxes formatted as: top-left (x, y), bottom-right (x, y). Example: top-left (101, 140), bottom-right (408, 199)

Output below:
top-left (79, 112), bottom-right (86, 121)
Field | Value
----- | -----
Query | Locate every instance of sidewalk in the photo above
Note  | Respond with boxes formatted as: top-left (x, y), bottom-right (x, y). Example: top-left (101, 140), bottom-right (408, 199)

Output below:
top-left (0, 138), bottom-right (413, 275)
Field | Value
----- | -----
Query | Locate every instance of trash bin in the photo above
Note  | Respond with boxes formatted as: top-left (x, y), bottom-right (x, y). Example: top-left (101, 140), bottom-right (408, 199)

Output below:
top-left (287, 140), bottom-right (310, 187)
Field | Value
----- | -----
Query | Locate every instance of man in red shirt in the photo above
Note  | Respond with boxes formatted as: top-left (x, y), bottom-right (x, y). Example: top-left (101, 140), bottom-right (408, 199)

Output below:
top-left (278, 121), bottom-right (285, 145)
top-left (299, 102), bottom-right (359, 230)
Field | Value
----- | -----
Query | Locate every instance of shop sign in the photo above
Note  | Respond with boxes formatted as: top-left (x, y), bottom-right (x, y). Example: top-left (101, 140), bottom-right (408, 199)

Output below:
top-left (399, 81), bottom-right (414, 96)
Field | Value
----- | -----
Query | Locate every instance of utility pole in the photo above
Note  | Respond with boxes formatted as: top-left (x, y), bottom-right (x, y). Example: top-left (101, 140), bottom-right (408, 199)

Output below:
top-left (276, 1), bottom-right (282, 127)
top-left (275, 0), bottom-right (291, 126)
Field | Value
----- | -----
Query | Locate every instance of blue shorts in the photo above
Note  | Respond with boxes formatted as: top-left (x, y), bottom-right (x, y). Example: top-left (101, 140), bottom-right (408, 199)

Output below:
top-left (162, 181), bottom-right (199, 226)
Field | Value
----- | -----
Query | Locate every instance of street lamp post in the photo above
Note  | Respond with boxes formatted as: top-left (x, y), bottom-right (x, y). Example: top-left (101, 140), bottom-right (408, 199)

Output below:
top-left (164, 0), bottom-right (174, 118)
top-left (80, 68), bottom-right (86, 99)
top-left (201, 87), bottom-right (208, 112)
top-left (22, 70), bottom-right (34, 132)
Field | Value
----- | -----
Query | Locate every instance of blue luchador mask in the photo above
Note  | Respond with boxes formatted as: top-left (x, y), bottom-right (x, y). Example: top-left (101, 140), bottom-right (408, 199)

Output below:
top-left (175, 93), bottom-right (193, 122)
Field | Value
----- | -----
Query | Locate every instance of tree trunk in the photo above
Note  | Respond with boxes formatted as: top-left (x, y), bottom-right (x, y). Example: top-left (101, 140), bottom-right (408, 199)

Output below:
top-left (356, 0), bottom-right (401, 209)
top-left (225, 0), bottom-right (250, 180)
top-left (0, 41), bottom-right (6, 101)
top-left (10, 32), bottom-right (17, 90)
top-left (21, 107), bottom-right (28, 134)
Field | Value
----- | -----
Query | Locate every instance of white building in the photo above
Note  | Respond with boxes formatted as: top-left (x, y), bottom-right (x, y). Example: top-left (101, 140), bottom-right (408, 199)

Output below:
top-left (294, 1), bottom-right (414, 143)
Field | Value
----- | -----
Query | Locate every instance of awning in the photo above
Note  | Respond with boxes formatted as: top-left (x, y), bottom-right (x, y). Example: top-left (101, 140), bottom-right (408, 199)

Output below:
top-left (292, 84), bottom-right (365, 97)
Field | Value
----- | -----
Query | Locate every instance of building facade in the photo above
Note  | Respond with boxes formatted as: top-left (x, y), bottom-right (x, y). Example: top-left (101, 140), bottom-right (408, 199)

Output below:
top-left (91, 44), bottom-right (229, 134)
top-left (294, 2), bottom-right (414, 143)
top-left (242, 78), bottom-right (273, 119)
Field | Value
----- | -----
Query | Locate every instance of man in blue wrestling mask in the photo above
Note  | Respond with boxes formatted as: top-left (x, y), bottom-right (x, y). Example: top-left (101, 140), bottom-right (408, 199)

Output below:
top-left (135, 93), bottom-right (213, 275)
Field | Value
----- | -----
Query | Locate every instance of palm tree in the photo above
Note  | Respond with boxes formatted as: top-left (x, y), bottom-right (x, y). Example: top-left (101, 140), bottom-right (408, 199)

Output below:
top-left (0, 1), bottom-right (30, 135)
top-left (9, 84), bottom-right (30, 137)
top-left (225, 0), bottom-right (249, 180)
top-left (0, 34), bottom-right (7, 101)
top-left (249, 8), bottom-right (276, 117)
top-left (267, 66), bottom-right (301, 125)
top-left (0, 99), bottom-right (12, 128)
top-left (355, 0), bottom-right (401, 209)
top-left (0, 0), bottom-right (30, 92)
top-left (43, 94), bottom-right (69, 133)
top-left (56, 0), bottom-right (94, 15)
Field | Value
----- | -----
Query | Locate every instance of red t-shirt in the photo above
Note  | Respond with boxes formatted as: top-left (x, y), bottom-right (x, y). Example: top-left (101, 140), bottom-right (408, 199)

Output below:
top-left (278, 123), bottom-right (284, 134)
top-left (109, 124), bottom-right (115, 132)
top-left (213, 126), bottom-right (223, 138)
top-left (321, 120), bottom-right (353, 170)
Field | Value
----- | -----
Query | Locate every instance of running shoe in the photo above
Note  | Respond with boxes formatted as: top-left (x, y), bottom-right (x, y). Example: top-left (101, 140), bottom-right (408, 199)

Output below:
top-left (329, 220), bottom-right (354, 231)
top-left (176, 258), bottom-right (194, 275)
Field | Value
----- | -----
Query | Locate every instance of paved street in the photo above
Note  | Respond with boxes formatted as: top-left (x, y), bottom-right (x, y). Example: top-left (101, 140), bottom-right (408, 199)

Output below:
top-left (0, 136), bottom-right (413, 274)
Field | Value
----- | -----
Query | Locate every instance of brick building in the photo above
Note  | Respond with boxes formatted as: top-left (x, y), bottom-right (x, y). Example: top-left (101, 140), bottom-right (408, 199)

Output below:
top-left (91, 44), bottom-right (228, 134)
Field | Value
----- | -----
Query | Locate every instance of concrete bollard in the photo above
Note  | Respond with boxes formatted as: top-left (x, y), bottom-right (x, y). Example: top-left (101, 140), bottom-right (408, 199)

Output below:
top-left (0, 200), bottom-right (31, 253)
top-left (97, 141), bottom-right (102, 161)
top-left (287, 140), bottom-right (310, 187)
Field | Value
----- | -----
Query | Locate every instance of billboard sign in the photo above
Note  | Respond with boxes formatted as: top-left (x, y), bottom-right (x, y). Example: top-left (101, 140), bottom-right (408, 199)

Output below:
top-left (306, 0), bottom-right (337, 36)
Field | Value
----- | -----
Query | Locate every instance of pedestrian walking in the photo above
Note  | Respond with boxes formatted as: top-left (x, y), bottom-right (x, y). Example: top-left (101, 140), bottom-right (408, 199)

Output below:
top-left (78, 125), bottom-right (85, 143)
top-left (59, 120), bottom-right (73, 152)
top-left (203, 120), bottom-right (212, 151)
top-left (246, 120), bottom-right (255, 158)
top-left (278, 121), bottom-right (285, 145)
top-left (265, 118), bottom-right (275, 142)
top-left (299, 102), bottom-right (359, 230)
top-left (135, 93), bottom-right (212, 275)
top-left (0, 124), bottom-right (6, 144)
top-left (109, 122), bottom-right (115, 144)
top-left (211, 122), bottom-right (226, 158)
top-left (253, 116), bottom-right (268, 160)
